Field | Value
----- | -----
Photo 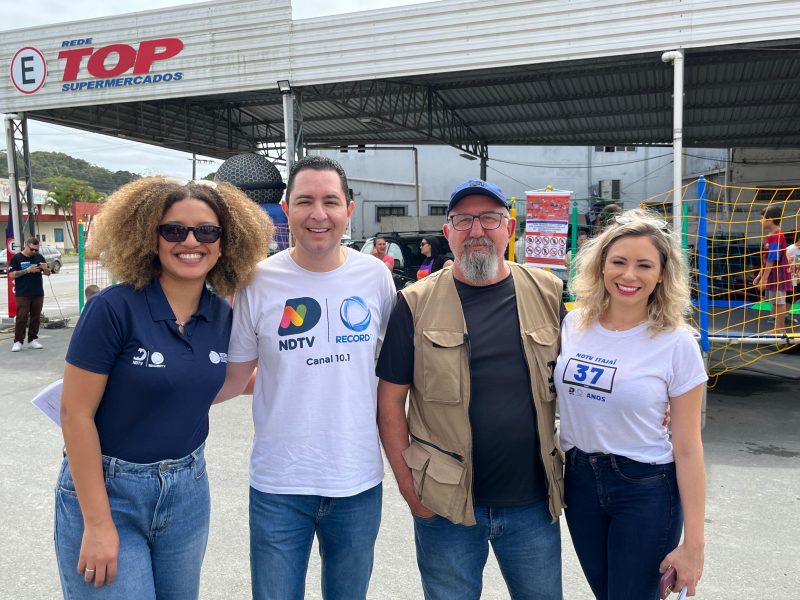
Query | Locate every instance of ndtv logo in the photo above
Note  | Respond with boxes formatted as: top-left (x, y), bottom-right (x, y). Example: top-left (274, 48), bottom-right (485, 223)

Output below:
top-left (58, 38), bottom-right (183, 81)
top-left (10, 37), bottom-right (185, 95)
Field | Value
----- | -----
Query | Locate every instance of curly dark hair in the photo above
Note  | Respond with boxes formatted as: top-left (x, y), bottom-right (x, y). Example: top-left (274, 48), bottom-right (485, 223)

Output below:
top-left (89, 177), bottom-right (273, 296)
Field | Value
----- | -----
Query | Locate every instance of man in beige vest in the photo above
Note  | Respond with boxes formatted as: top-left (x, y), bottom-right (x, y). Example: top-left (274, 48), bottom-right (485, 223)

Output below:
top-left (377, 179), bottom-right (565, 600)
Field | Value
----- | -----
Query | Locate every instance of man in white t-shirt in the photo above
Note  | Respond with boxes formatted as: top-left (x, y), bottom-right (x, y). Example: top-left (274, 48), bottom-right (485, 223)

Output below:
top-left (216, 156), bottom-right (396, 600)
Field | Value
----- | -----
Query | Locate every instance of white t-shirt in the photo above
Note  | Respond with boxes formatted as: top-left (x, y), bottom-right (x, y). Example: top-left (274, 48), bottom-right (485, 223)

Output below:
top-left (787, 243), bottom-right (799, 286)
top-left (228, 248), bottom-right (396, 496)
top-left (555, 309), bottom-right (707, 464)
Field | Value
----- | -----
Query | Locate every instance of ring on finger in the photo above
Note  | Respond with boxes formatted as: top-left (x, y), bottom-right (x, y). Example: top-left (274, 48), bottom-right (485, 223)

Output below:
top-left (85, 568), bottom-right (95, 573)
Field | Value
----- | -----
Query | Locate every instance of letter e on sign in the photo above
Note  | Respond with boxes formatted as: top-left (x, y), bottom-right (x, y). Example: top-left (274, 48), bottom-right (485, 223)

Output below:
top-left (11, 47), bottom-right (47, 94)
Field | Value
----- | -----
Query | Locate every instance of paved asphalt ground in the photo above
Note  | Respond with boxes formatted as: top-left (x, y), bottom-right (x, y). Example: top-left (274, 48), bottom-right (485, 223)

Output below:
top-left (1, 269), bottom-right (798, 599)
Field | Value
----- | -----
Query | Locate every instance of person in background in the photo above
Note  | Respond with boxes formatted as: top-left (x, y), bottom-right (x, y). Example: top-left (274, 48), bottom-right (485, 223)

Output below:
top-left (784, 231), bottom-right (799, 311)
top-left (753, 204), bottom-right (793, 332)
top-left (84, 284), bottom-right (101, 302)
top-left (8, 237), bottom-right (50, 352)
top-left (598, 203), bottom-right (623, 233)
top-left (416, 236), bottom-right (452, 280)
top-left (55, 177), bottom-right (272, 598)
top-left (556, 209), bottom-right (707, 599)
top-left (372, 235), bottom-right (395, 271)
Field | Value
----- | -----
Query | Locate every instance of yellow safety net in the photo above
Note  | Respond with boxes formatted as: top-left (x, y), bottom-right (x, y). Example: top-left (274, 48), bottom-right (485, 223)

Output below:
top-left (642, 178), bottom-right (800, 378)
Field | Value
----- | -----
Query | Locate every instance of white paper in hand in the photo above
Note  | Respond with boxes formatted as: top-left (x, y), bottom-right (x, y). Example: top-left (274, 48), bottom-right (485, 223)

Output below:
top-left (31, 378), bottom-right (63, 427)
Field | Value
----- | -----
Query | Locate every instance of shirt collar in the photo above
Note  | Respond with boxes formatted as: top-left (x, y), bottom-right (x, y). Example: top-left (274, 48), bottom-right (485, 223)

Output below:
top-left (144, 277), bottom-right (216, 323)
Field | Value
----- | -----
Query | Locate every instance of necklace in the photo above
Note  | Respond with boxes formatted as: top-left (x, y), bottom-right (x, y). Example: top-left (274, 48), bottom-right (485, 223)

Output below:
top-left (176, 319), bottom-right (189, 332)
top-left (604, 319), bottom-right (647, 332)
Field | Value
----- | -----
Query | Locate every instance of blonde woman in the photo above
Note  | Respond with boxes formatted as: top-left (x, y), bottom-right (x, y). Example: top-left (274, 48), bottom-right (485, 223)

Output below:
top-left (56, 178), bottom-right (272, 598)
top-left (555, 209), bottom-right (707, 599)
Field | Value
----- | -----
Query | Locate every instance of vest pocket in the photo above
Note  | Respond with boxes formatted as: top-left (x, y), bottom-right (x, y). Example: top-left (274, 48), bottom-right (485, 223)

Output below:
top-left (402, 440), bottom-right (467, 522)
top-left (524, 325), bottom-right (560, 402)
top-left (421, 329), bottom-right (465, 404)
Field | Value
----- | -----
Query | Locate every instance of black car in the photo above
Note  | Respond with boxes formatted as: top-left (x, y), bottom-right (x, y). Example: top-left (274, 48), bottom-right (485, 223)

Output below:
top-left (361, 232), bottom-right (453, 289)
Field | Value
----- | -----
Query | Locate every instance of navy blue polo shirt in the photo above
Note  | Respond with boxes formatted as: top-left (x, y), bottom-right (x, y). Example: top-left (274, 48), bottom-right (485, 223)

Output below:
top-left (66, 278), bottom-right (232, 463)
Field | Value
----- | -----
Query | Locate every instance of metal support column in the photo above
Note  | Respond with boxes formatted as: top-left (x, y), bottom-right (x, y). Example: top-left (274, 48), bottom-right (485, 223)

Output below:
top-left (661, 49), bottom-right (685, 239)
top-left (280, 86), bottom-right (305, 174)
top-left (4, 113), bottom-right (35, 245)
top-left (479, 143), bottom-right (488, 180)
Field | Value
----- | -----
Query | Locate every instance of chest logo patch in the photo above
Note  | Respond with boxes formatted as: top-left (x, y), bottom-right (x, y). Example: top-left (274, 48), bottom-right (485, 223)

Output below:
top-left (132, 348), bottom-right (148, 365)
top-left (340, 296), bottom-right (371, 332)
top-left (278, 297), bottom-right (321, 336)
top-left (209, 350), bottom-right (228, 364)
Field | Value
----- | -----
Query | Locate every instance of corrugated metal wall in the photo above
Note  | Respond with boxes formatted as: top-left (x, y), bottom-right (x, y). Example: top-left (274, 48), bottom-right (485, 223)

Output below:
top-left (2, 0), bottom-right (800, 112)
top-left (0, 0), bottom-right (292, 111)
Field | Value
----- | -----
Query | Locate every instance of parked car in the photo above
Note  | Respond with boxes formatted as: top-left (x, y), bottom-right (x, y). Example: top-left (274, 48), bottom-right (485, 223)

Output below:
top-left (40, 244), bottom-right (63, 273)
top-left (342, 238), bottom-right (365, 252)
top-left (361, 232), bottom-right (453, 289)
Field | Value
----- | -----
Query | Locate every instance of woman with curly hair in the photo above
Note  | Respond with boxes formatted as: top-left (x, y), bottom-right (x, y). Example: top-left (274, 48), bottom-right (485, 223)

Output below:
top-left (55, 177), bottom-right (273, 598)
top-left (554, 209), bottom-right (707, 599)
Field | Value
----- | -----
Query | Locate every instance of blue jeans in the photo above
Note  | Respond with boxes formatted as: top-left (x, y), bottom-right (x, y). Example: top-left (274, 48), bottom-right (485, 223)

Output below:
top-left (54, 445), bottom-right (210, 599)
top-left (413, 500), bottom-right (562, 600)
top-left (249, 483), bottom-right (382, 600)
top-left (564, 447), bottom-right (683, 600)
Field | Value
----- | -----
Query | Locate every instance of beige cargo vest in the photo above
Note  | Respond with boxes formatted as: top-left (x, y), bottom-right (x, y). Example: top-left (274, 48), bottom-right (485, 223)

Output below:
top-left (400, 262), bottom-right (565, 526)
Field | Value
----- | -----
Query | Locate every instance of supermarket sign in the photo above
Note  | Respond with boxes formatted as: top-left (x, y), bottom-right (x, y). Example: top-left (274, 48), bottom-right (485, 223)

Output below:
top-left (10, 37), bottom-right (185, 94)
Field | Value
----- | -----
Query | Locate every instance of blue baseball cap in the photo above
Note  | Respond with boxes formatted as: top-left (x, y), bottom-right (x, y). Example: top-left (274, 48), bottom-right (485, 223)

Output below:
top-left (448, 179), bottom-right (510, 213)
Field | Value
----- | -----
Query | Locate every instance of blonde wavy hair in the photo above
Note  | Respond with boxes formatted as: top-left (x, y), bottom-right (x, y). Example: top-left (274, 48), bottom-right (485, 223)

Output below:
top-left (570, 208), bottom-right (691, 333)
top-left (89, 177), bottom-right (273, 296)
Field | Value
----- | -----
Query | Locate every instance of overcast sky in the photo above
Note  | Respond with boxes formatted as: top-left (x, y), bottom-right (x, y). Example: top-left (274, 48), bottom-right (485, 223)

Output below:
top-left (2, 0), bottom-right (431, 179)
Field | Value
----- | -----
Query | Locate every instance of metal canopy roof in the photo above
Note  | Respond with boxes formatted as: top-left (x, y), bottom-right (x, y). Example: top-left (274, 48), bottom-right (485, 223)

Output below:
top-left (24, 38), bottom-right (800, 159)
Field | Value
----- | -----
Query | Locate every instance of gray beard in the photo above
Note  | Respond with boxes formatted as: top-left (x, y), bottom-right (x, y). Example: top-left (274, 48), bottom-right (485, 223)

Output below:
top-left (459, 237), bottom-right (500, 282)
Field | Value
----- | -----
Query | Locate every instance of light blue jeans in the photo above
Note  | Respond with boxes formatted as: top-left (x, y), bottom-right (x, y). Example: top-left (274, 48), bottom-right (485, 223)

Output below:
top-left (249, 483), bottom-right (382, 600)
top-left (54, 444), bottom-right (210, 599)
top-left (413, 500), bottom-right (562, 600)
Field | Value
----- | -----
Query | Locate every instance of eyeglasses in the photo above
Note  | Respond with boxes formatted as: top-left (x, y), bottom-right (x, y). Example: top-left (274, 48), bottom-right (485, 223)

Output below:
top-left (420, 241), bottom-right (429, 247)
top-left (163, 177), bottom-right (218, 189)
top-left (448, 211), bottom-right (506, 231)
top-left (613, 215), bottom-right (669, 230)
top-left (158, 223), bottom-right (223, 243)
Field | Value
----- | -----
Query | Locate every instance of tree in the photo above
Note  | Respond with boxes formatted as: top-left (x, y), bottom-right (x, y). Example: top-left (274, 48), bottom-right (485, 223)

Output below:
top-left (45, 176), bottom-right (104, 248)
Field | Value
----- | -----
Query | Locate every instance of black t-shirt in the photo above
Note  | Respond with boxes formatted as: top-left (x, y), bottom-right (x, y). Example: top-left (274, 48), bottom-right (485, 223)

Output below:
top-left (377, 273), bottom-right (549, 507)
top-left (10, 251), bottom-right (46, 297)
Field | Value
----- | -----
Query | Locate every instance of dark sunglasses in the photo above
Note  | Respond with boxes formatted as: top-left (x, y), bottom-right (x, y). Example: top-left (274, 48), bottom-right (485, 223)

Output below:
top-left (158, 223), bottom-right (223, 243)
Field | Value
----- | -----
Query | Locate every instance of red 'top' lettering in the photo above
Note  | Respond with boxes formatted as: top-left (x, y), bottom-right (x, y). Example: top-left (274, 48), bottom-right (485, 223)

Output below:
top-left (58, 38), bottom-right (184, 82)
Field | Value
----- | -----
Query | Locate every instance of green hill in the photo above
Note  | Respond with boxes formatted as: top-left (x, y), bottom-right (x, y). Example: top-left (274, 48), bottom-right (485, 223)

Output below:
top-left (0, 151), bottom-right (139, 194)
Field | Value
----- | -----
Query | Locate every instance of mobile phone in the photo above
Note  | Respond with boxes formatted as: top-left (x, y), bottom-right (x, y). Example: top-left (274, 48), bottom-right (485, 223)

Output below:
top-left (659, 565), bottom-right (677, 599)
